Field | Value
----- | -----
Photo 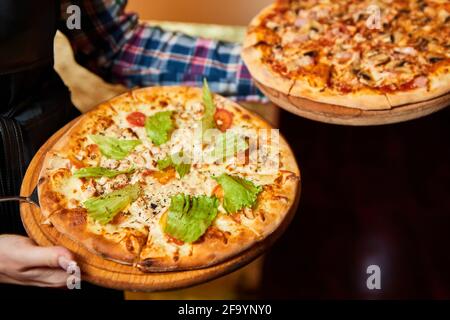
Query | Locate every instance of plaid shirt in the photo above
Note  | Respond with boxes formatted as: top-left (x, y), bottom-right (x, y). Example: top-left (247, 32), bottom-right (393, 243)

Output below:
top-left (59, 0), bottom-right (262, 101)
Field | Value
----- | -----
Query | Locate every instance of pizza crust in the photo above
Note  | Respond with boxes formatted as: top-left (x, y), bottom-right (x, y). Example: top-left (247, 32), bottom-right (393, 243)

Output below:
top-left (48, 208), bottom-right (148, 264)
top-left (138, 225), bottom-right (258, 272)
top-left (242, 4), bottom-right (278, 49)
top-left (290, 81), bottom-right (392, 110)
top-left (385, 72), bottom-right (450, 107)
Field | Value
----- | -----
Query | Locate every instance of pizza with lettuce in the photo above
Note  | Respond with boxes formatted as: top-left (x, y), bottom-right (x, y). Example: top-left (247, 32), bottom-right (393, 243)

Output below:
top-left (38, 84), bottom-right (300, 271)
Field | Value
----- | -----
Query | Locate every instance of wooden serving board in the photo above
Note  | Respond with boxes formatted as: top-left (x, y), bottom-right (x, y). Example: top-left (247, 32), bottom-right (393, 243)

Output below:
top-left (256, 81), bottom-right (450, 126)
top-left (19, 118), bottom-right (301, 292)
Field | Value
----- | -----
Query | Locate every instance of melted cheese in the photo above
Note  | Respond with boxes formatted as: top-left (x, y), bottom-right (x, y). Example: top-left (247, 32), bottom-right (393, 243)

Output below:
top-left (58, 176), bottom-right (95, 205)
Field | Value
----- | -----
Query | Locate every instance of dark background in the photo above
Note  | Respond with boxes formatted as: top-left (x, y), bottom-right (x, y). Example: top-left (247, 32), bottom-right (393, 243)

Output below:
top-left (261, 106), bottom-right (450, 299)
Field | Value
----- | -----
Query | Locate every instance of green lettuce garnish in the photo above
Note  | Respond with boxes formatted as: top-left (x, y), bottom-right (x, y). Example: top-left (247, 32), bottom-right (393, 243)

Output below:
top-left (73, 166), bottom-right (135, 179)
top-left (213, 174), bottom-right (262, 214)
top-left (83, 184), bottom-right (140, 225)
top-left (201, 78), bottom-right (216, 133)
top-left (145, 111), bottom-right (174, 146)
top-left (164, 194), bottom-right (219, 243)
top-left (89, 135), bottom-right (141, 160)
top-left (157, 153), bottom-right (191, 178)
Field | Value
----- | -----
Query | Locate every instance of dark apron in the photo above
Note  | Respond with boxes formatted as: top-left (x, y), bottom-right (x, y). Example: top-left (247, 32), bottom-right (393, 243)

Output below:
top-left (0, 0), bottom-right (122, 298)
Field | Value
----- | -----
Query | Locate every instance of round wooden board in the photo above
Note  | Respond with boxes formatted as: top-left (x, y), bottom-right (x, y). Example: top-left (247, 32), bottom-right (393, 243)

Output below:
top-left (20, 118), bottom-right (301, 292)
top-left (256, 81), bottom-right (450, 126)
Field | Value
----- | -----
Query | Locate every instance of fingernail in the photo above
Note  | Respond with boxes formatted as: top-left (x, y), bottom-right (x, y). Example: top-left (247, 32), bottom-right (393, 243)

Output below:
top-left (58, 256), bottom-right (73, 271)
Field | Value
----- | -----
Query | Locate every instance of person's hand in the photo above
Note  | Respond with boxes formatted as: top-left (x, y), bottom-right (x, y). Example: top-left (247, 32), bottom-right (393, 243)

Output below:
top-left (0, 234), bottom-right (76, 288)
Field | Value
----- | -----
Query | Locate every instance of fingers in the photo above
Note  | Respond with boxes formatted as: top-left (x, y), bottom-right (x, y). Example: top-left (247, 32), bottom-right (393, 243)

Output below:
top-left (2, 268), bottom-right (69, 288)
top-left (0, 235), bottom-right (78, 288)
top-left (7, 236), bottom-right (75, 270)
top-left (21, 268), bottom-right (70, 288)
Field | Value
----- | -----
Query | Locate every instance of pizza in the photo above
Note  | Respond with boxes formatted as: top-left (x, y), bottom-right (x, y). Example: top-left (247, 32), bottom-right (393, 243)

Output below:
top-left (242, 0), bottom-right (450, 110)
top-left (37, 84), bottom-right (300, 272)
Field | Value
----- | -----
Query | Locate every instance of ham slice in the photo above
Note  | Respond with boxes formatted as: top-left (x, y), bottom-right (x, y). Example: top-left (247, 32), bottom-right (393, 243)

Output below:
top-left (413, 76), bottom-right (428, 88)
top-left (295, 17), bottom-right (309, 27)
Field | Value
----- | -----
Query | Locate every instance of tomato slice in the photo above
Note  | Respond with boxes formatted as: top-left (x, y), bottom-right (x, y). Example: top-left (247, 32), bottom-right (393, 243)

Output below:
top-left (214, 109), bottom-right (233, 132)
top-left (126, 112), bottom-right (146, 127)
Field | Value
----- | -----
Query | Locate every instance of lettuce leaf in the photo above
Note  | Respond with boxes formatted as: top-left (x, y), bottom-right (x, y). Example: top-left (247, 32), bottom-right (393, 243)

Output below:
top-left (213, 174), bottom-right (262, 214)
top-left (83, 184), bottom-right (140, 225)
top-left (73, 166), bottom-right (135, 179)
top-left (89, 135), bottom-right (141, 160)
top-left (164, 194), bottom-right (219, 243)
top-left (201, 78), bottom-right (216, 133)
top-left (145, 111), bottom-right (174, 146)
top-left (157, 153), bottom-right (191, 178)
